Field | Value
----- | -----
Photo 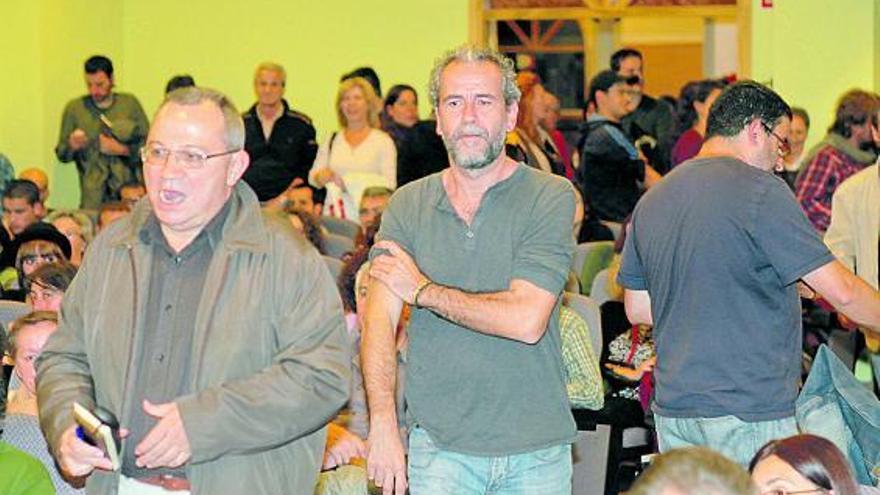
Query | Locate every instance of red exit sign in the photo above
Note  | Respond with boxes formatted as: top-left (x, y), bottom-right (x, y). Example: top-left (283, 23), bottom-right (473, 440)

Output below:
top-left (762, 0), bottom-right (773, 7)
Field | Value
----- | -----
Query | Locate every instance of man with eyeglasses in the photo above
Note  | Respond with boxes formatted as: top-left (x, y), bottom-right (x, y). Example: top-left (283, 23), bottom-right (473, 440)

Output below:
top-left (619, 81), bottom-right (880, 466)
top-left (37, 86), bottom-right (351, 494)
top-left (576, 69), bottom-right (661, 224)
top-left (55, 55), bottom-right (149, 210)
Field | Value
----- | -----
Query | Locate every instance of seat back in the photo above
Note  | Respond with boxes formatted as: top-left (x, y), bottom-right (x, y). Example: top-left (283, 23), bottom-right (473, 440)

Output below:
top-left (571, 241), bottom-right (615, 296)
top-left (590, 269), bottom-right (613, 306)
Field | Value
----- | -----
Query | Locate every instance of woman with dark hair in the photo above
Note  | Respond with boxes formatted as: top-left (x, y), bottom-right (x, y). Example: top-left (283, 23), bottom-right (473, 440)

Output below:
top-left (671, 79), bottom-right (726, 167)
top-left (749, 434), bottom-right (861, 495)
top-left (381, 84), bottom-right (448, 187)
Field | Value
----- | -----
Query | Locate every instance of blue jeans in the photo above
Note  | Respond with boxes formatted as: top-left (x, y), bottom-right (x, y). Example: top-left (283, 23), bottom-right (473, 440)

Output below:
top-left (407, 426), bottom-right (572, 495)
top-left (654, 413), bottom-right (797, 466)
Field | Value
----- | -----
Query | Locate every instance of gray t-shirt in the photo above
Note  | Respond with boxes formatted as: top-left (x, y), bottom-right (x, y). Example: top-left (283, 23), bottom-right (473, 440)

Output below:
top-left (373, 164), bottom-right (577, 455)
top-left (618, 157), bottom-right (834, 421)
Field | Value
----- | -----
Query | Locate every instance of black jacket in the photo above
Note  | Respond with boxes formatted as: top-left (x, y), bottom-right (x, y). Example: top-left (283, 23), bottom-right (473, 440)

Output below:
top-left (242, 100), bottom-right (318, 201)
top-left (385, 120), bottom-right (448, 187)
top-left (576, 117), bottom-right (645, 223)
top-left (621, 94), bottom-right (676, 175)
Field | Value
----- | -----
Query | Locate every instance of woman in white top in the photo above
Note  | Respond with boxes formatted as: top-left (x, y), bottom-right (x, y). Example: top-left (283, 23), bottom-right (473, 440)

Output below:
top-left (309, 77), bottom-right (396, 220)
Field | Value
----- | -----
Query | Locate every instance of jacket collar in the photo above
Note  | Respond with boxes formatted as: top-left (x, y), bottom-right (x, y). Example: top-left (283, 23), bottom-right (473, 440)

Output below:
top-left (108, 182), bottom-right (269, 254)
top-left (246, 99), bottom-right (291, 118)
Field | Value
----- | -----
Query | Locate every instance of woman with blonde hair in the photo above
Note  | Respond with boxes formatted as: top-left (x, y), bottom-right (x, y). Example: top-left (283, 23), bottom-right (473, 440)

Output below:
top-left (309, 77), bottom-right (396, 221)
top-left (45, 209), bottom-right (94, 267)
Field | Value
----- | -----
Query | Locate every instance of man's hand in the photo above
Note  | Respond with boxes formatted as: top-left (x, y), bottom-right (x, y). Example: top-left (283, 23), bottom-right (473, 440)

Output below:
top-left (366, 423), bottom-right (407, 495)
top-left (68, 129), bottom-right (89, 151)
top-left (323, 424), bottom-right (367, 470)
top-left (57, 424), bottom-right (114, 478)
top-left (370, 240), bottom-right (427, 305)
top-left (134, 400), bottom-right (191, 469)
top-left (99, 134), bottom-right (129, 156)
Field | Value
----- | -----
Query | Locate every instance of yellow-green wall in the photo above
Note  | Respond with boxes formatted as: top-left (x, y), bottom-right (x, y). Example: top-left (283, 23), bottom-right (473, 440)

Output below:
top-left (1, 0), bottom-right (468, 209)
top-left (749, 0), bottom-right (878, 151)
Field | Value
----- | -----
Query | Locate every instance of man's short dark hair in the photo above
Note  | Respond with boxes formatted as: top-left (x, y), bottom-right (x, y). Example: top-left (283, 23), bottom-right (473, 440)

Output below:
top-left (84, 55), bottom-right (113, 78)
top-left (3, 179), bottom-right (41, 205)
top-left (828, 89), bottom-right (880, 138)
top-left (791, 107), bottom-right (810, 129)
top-left (610, 48), bottom-right (643, 72)
top-left (165, 74), bottom-right (196, 94)
top-left (705, 81), bottom-right (792, 140)
top-left (588, 70), bottom-right (630, 106)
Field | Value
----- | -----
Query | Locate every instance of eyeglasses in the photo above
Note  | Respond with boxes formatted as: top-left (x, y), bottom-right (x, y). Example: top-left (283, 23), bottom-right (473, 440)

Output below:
top-left (761, 122), bottom-right (792, 157)
top-left (762, 489), bottom-right (829, 495)
top-left (140, 144), bottom-right (240, 170)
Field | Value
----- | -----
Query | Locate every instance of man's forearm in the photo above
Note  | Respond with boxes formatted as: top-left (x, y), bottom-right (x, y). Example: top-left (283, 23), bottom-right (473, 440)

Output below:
top-left (362, 282), bottom-right (404, 429)
top-left (417, 279), bottom-right (555, 344)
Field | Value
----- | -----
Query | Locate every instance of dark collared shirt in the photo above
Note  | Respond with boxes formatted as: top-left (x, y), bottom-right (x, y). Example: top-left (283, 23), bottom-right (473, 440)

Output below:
top-left (121, 201), bottom-right (230, 478)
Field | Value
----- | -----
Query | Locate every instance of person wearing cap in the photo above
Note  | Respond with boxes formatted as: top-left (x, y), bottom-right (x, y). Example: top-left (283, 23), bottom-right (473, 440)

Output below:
top-left (0, 222), bottom-right (72, 301)
top-left (576, 70), bottom-right (661, 224)
top-left (242, 62), bottom-right (318, 206)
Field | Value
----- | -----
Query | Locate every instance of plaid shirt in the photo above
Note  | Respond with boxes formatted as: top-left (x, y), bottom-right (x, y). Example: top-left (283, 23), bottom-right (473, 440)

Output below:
top-left (795, 144), bottom-right (870, 232)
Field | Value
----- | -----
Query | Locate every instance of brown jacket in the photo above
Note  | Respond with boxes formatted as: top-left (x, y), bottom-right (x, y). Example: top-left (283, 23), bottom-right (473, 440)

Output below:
top-left (37, 183), bottom-right (351, 494)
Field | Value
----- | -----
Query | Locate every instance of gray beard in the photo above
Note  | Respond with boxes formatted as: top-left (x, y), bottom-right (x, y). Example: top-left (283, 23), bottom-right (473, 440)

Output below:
top-left (444, 129), bottom-right (507, 170)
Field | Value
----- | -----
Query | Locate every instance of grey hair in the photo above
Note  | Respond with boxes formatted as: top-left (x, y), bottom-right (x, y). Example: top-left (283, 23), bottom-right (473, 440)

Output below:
top-left (45, 209), bottom-right (95, 244)
top-left (428, 45), bottom-right (521, 110)
top-left (254, 61), bottom-right (286, 86)
top-left (160, 86), bottom-right (245, 149)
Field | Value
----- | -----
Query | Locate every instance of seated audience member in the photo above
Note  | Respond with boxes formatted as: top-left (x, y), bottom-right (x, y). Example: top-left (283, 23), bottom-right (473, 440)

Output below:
top-left (165, 74), bottom-right (195, 94)
top-left (45, 210), bottom-right (94, 267)
top-left (506, 72), bottom-right (567, 177)
top-left (559, 304), bottom-right (604, 410)
top-left (2, 180), bottom-right (45, 240)
top-left (671, 79), bottom-right (725, 167)
top-left (358, 186), bottom-right (391, 231)
top-left (539, 90), bottom-right (575, 180)
top-left (2, 311), bottom-right (83, 494)
top-left (288, 210), bottom-right (327, 255)
top-left (96, 201), bottom-right (129, 232)
top-left (25, 262), bottom-right (77, 312)
top-left (0, 441), bottom-right (55, 495)
top-left (287, 183), bottom-right (323, 216)
top-left (17, 169), bottom-right (50, 210)
top-left (309, 77), bottom-right (396, 220)
top-left (795, 89), bottom-right (879, 232)
top-left (577, 70), bottom-right (660, 223)
top-left (1, 223), bottom-right (71, 300)
top-left (777, 107), bottom-right (810, 189)
top-left (118, 181), bottom-right (146, 210)
top-left (381, 84), bottom-right (448, 187)
top-left (627, 447), bottom-right (758, 495)
top-left (749, 434), bottom-right (861, 495)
